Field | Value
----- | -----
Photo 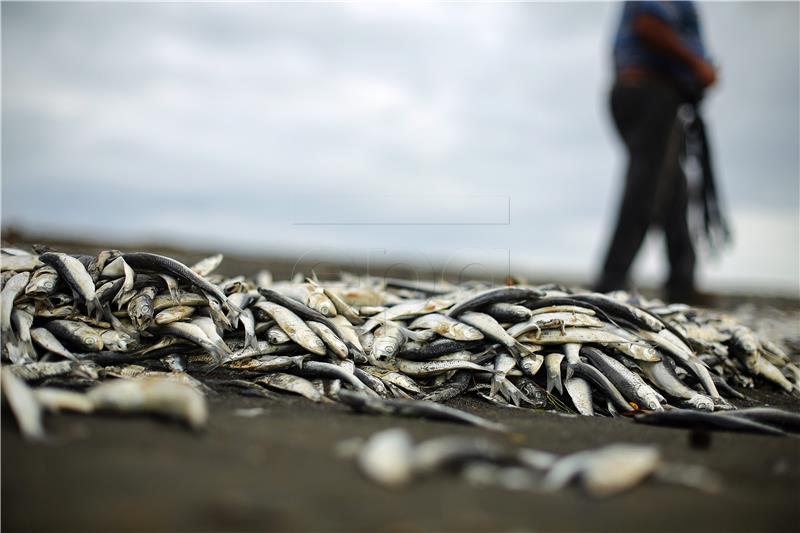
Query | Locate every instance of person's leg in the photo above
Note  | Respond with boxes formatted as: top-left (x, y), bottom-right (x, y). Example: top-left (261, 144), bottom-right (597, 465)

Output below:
top-left (661, 126), bottom-right (697, 298)
top-left (595, 82), bottom-right (679, 292)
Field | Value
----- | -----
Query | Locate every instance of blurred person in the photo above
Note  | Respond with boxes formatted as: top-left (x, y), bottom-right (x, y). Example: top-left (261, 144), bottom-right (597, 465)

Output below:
top-left (595, 1), bottom-right (728, 303)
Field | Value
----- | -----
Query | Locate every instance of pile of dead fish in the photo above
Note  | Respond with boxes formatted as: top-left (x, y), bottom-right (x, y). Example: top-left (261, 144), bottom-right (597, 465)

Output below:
top-left (338, 428), bottom-right (721, 497)
top-left (1, 246), bottom-right (799, 440)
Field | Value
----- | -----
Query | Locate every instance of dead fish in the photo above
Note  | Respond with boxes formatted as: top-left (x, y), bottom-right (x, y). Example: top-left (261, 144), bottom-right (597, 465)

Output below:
top-left (446, 287), bottom-right (543, 317)
top-left (545, 353), bottom-right (564, 394)
top-left (190, 254), bottom-right (224, 277)
top-left (255, 372), bottom-right (324, 402)
top-left (422, 370), bottom-right (471, 402)
top-left (307, 321), bottom-right (349, 360)
top-left (564, 376), bottom-right (594, 416)
top-left (337, 389), bottom-right (507, 432)
top-left (267, 324), bottom-right (291, 344)
top-left (580, 347), bottom-right (664, 411)
top-left (87, 377), bottom-right (208, 430)
top-left (121, 252), bottom-right (240, 320)
top-left (635, 409), bottom-right (787, 436)
top-left (25, 266), bottom-right (59, 296)
top-left (7, 360), bottom-right (77, 381)
top-left (156, 322), bottom-right (228, 364)
top-left (30, 327), bottom-right (77, 361)
top-left (396, 358), bottom-right (495, 378)
top-left (154, 305), bottom-right (196, 325)
top-left (714, 407), bottom-right (800, 432)
top-left (152, 292), bottom-right (207, 312)
top-left (361, 298), bottom-right (454, 333)
top-left (300, 360), bottom-right (376, 395)
top-left (639, 360), bottom-right (714, 411)
top-left (411, 435), bottom-right (522, 474)
top-left (127, 286), bottom-right (158, 331)
top-left (39, 253), bottom-right (101, 316)
top-left (1, 271), bottom-right (31, 341)
top-left (362, 367), bottom-right (422, 395)
top-left (238, 308), bottom-right (259, 351)
top-left (519, 328), bottom-right (660, 362)
top-left (408, 313), bottom-right (484, 341)
top-left (227, 354), bottom-right (304, 372)
top-left (45, 320), bottom-right (104, 352)
top-left (459, 312), bottom-right (531, 358)
top-left (100, 329), bottom-right (136, 352)
top-left (519, 354), bottom-right (545, 377)
top-left (371, 322), bottom-right (407, 363)
top-left (254, 301), bottom-right (326, 356)
top-left (485, 302), bottom-right (533, 322)
top-left (543, 444), bottom-right (662, 497)
top-left (2, 255), bottom-right (44, 272)
top-left (223, 341), bottom-right (294, 364)
top-left (356, 428), bottom-right (415, 488)
top-left (191, 317), bottom-right (232, 357)
top-left (10, 309), bottom-right (37, 361)
top-left (34, 387), bottom-right (94, 413)
top-left (1, 367), bottom-right (45, 440)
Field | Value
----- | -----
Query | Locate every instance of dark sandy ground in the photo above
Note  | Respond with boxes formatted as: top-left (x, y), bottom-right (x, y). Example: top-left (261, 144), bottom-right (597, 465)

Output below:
top-left (3, 388), bottom-right (800, 533)
top-left (2, 235), bottom-right (799, 532)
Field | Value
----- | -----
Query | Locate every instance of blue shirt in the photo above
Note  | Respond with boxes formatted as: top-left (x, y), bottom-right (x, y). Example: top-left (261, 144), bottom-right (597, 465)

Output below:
top-left (613, 1), bottom-right (708, 91)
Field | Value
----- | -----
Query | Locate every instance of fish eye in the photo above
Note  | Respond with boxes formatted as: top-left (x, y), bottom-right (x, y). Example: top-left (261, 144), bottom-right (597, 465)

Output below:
top-left (385, 346), bottom-right (395, 354)
top-left (84, 336), bottom-right (98, 346)
top-left (43, 281), bottom-right (54, 289)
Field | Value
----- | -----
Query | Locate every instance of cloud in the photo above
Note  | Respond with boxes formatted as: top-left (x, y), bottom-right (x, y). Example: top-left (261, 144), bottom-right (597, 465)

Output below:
top-left (2, 2), bottom-right (797, 292)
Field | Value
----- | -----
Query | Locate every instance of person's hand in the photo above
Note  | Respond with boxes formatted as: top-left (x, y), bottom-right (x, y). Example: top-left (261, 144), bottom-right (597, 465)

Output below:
top-left (693, 60), bottom-right (718, 89)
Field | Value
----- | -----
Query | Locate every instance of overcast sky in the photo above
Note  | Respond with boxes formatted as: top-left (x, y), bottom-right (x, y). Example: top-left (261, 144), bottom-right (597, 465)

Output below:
top-left (2, 2), bottom-right (798, 293)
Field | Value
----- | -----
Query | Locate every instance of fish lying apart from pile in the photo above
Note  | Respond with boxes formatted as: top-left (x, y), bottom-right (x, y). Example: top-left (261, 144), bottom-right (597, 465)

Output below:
top-left (1, 246), bottom-right (798, 440)
top-left (339, 428), bottom-right (721, 497)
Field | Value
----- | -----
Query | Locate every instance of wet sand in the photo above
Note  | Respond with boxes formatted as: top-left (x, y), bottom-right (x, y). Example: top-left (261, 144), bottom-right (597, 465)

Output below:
top-left (3, 388), bottom-right (800, 532)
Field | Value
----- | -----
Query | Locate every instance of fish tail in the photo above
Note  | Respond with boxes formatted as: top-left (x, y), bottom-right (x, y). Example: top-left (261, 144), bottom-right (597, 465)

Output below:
top-left (246, 333), bottom-right (259, 351)
top-left (86, 298), bottom-right (99, 320)
top-left (509, 340), bottom-right (532, 359)
top-left (226, 301), bottom-right (242, 329)
top-left (564, 363), bottom-right (575, 382)
top-left (359, 319), bottom-right (378, 335)
top-left (490, 376), bottom-right (502, 397)
top-left (546, 366), bottom-right (563, 395)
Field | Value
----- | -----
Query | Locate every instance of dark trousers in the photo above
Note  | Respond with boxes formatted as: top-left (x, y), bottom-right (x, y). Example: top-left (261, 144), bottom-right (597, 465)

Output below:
top-left (596, 80), bottom-right (696, 294)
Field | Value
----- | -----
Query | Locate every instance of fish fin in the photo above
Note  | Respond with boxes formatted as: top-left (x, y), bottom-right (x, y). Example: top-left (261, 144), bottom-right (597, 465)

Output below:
top-left (86, 297), bottom-right (98, 321)
top-left (399, 326), bottom-right (427, 343)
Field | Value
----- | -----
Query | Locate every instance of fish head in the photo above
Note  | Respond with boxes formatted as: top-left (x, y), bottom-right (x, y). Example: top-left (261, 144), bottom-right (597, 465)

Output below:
top-left (81, 333), bottom-right (104, 351)
top-left (101, 330), bottom-right (135, 351)
top-left (308, 292), bottom-right (334, 316)
top-left (372, 338), bottom-right (397, 361)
